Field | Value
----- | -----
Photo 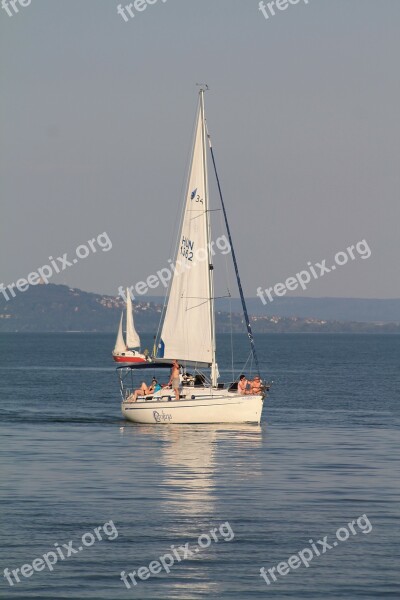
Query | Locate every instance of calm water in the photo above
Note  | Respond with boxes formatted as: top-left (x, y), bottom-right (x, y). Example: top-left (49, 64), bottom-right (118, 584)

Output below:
top-left (0, 333), bottom-right (399, 599)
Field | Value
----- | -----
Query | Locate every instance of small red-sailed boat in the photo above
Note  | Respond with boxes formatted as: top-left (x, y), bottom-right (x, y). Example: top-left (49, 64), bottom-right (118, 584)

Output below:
top-left (112, 291), bottom-right (148, 364)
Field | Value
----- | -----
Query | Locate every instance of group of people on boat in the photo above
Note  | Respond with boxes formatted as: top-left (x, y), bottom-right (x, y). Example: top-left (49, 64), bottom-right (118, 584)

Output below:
top-left (238, 374), bottom-right (263, 395)
top-left (128, 361), bottom-right (263, 403)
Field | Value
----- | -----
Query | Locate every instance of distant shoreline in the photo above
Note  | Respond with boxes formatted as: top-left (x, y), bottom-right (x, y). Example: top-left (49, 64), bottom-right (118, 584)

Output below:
top-left (1, 284), bottom-right (399, 334)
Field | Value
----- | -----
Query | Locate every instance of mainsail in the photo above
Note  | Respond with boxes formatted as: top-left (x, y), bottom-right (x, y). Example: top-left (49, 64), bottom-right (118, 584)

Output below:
top-left (159, 91), bottom-right (216, 370)
top-left (126, 290), bottom-right (140, 349)
top-left (114, 312), bottom-right (126, 353)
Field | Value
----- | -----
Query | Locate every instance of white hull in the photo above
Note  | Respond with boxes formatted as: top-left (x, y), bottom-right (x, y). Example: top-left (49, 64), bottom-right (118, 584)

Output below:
top-left (121, 387), bottom-right (264, 425)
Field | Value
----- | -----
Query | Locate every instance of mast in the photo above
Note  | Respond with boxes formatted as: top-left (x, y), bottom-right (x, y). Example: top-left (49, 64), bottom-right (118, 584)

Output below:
top-left (206, 124), bottom-right (261, 376)
top-left (200, 88), bottom-right (218, 386)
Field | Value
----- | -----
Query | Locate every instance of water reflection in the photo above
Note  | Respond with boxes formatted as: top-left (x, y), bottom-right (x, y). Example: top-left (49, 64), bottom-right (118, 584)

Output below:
top-left (119, 424), bottom-right (264, 599)
top-left (121, 424), bottom-right (264, 516)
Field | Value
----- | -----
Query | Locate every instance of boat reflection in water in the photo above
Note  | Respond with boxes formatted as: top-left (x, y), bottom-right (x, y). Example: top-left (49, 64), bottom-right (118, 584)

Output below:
top-left (119, 423), bottom-right (264, 597)
top-left (118, 424), bottom-right (265, 511)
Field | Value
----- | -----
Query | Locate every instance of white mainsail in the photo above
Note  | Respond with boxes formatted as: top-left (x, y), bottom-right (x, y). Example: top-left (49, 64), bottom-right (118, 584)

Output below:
top-left (114, 312), bottom-right (126, 353)
top-left (159, 92), bottom-right (216, 369)
top-left (126, 289), bottom-right (140, 349)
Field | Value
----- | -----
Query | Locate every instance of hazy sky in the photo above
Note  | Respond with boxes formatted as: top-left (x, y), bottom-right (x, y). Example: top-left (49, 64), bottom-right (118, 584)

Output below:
top-left (1, 0), bottom-right (399, 300)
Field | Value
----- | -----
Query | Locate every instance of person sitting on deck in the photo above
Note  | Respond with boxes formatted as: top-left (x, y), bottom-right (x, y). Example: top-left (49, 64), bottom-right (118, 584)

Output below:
top-left (151, 378), bottom-right (162, 394)
top-left (238, 374), bottom-right (249, 395)
top-left (130, 380), bottom-right (156, 402)
top-left (249, 376), bottom-right (262, 395)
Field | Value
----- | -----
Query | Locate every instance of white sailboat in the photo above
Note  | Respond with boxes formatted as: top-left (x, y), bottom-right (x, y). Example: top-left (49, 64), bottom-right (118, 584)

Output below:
top-left (112, 290), bottom-right (147, 363)
top-left (118, 89), bottom-right (268, 424)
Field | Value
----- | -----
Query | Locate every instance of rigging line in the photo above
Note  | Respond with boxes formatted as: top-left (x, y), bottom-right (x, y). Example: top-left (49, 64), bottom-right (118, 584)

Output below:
top-left (249, 352), bottom-right (254, 379)
top-left (216, 182), bottom-right (235, 381)
top-left (232, 350), bottom-right (252, 385)
top-left (205, 123), bottom-right (261, 376)
top-left (182, 295), bottom-right (232, 300)
top-left (241, 350), bottom-right (253, 379)
top-left (186, 208), bottom-right (221, 221)
top-left (182, 300), bottom-right (210, 311)
top-left (229, 293), bottom-right (234, 381)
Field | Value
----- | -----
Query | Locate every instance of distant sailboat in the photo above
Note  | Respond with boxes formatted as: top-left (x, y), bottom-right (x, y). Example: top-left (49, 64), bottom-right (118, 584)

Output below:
top-left (112, 290), bottom-right (147, 363)
top-left (118, 89), bottom-right (268, 424)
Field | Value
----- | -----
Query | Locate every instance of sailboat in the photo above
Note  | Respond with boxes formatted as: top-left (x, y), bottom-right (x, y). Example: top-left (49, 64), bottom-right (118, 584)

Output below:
top-left (118, 88), bottom-right (268, 424)
top-left (112, 290), bottom-right (147, 363)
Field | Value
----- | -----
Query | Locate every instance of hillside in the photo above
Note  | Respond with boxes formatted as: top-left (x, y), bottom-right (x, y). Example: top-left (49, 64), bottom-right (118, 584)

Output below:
top-left (0, 284), bottom-right (399, 334)
top-left (0, 284), bottom-right (161, 333)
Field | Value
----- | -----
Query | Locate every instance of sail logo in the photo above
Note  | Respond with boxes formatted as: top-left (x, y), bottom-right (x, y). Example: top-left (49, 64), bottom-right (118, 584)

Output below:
top-left (190, 188), bottom-right (204, 204)
top-left (157, 339), bottom-right (165, 358)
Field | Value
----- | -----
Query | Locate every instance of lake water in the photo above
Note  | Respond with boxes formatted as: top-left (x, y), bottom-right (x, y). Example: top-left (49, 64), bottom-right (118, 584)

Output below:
top-left (0, 333), bottom-right (399, 599)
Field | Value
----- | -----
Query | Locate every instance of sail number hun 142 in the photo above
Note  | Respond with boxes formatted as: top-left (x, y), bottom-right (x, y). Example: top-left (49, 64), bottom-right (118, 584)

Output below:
top-left (180, 236), bottom-right (194, 261)
top-left (180, 188), bottom-right (202, 261)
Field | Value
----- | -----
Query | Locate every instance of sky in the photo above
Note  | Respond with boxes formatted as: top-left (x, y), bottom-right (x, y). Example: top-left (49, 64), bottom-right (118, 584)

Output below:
top-left (1, 0), bottom-right (399, 301)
